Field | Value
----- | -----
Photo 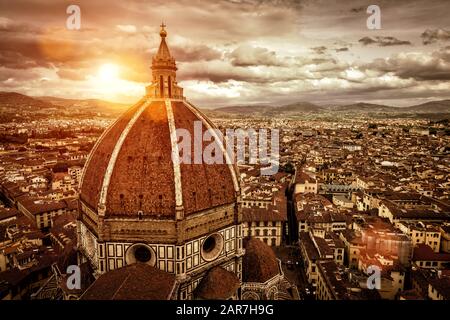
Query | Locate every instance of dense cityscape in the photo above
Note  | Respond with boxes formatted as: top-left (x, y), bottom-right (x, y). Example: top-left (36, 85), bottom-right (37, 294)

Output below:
top-left (0, 0), bottom-right (449, 308)
top-left (0, 94), bottom-right (449, 299)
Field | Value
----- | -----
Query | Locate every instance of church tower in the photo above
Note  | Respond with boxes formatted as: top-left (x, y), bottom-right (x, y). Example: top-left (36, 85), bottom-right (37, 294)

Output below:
top-left (77, 24), bottom-right (244, 300)
top-left (146, 23), bottom-right (184, 99)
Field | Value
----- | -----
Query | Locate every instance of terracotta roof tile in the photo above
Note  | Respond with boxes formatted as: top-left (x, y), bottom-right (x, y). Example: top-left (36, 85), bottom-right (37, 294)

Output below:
top-left (194, 266), bottom-right (240, 300)
top-left (243, 237), bottom-right (280, 283)
top-left (81, 263), bottom-right (176, 300)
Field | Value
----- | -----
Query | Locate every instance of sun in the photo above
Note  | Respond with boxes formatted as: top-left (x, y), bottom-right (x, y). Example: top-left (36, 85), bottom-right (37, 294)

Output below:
top-left (98, 63), bottom-right (119, 81)
top-left (89, 62), bottom-right (144, 102)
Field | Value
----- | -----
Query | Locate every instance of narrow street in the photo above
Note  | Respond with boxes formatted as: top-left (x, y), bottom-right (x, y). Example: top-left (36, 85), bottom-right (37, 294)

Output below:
top-left (277, 171), bottom-right (314, 300)
top-left (285, 185), bottom-right (298, 245)
top-left (273, 245), bottom-right (315, 300)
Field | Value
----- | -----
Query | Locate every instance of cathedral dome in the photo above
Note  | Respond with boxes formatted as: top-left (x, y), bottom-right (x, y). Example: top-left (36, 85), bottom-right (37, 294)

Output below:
top-left (78, 25), bottom-right (240, 242)
top-left (79, 99), bottom-right (239, 218)
top-left (242, 237), bottom-right (280, 283)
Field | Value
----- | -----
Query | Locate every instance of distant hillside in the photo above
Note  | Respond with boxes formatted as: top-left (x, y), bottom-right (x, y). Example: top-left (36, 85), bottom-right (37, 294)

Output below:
top-left (214, 105), bottom-right (273, 114)
top-left (0, 91), bottom-right (53, 109)
top-left (204, 99), bottom-right (450, 117)
top-left (39, 96), bottom-right (128, 114)
top-left (404, 100), bottom-right (450, 113)
top-left (1, 91), bottom-right (449, 118)
top-left (327, 101), bottom-right (450, 113)
top-left (211, 102), bottom-right (323, 116)
top-left (329, 102), bottom-right (395, 113)
top-left (275, 102), bottom-right (324, 113)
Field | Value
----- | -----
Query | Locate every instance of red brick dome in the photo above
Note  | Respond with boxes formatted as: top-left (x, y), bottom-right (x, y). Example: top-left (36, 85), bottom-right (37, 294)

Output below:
top-left (79, 25), bottom-right (239, 221)
top-left (79, 98), bottom-right (240, 219)
top-left (243, 237), bottom-right (280, 283)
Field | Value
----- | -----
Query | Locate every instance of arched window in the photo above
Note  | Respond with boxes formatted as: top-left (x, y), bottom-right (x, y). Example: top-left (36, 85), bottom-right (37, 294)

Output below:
top-left (168, 75), bottom-right (172, 97)
top-left (159, 75), bottom-right (164, 97)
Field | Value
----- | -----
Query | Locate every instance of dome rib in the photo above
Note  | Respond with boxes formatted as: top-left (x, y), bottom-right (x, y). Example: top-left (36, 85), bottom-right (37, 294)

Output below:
top-left (79, 99), bottom-right (146, 211)
top-left (183, 101), bottom-right (240, 194)
top-left (98, 99), bottom-right (151, 215)
top-left (79, 25), bottom-right (240, 222)
top-left (165, 99), bottom-right (184, 213)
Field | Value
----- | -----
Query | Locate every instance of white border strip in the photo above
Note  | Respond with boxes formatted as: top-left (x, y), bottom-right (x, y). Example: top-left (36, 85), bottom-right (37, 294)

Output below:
top-left (165, 99), bottom-right (184, 208)
top-left (183, 101), bottom-right (240, 193)
top-left (97, 99), bottom-right (150, 213)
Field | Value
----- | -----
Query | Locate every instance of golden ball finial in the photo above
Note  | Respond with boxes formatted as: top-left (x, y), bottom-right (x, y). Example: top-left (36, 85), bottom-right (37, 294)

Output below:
top-left (160, 22), bottom-right (167, 38)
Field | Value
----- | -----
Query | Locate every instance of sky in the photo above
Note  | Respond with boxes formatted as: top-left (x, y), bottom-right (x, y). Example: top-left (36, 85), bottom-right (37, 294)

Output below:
top-left (0, 0), bottom-right (449, 108)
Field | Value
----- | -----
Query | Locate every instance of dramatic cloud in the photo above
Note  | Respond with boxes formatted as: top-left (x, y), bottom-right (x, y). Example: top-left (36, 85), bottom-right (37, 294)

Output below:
top-left (0, 0), bottom-right (449, 106)
top-left (56, 68), bottom-right (87, 81)
top-left (170, 45), bottom-right (222, 62)
top-left (363, 47), bottom-right (450, 81)
top-left (358, 36), bottom-right (412, 47)
top-left (116, 25), bottom-right (137, 33)
top-left (421, 28), bottom-right (450, 45)
top-left (311, 46), bottom-right (327, 55)
top-left (228, 45), bottom-right (283, 67)
top-left (350, 6), bottom-right (365, 13)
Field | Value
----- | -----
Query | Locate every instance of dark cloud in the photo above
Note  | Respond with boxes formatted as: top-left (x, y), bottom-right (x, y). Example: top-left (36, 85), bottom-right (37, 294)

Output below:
top-left (228, 45), bottom-right (283, 67)
top-left (0, 0), bottom-right (450, 106)
top-left (0, 67), bottom-right (43, 82)
top-left (0, 17), bottom-right (40, 34)
top-left (364, 47), bottom-right (450, 81)
top-left (169, 45), bottom-right (222, 62)
top-left (421, 28), bottom-right (450, 45)
top-left (311, 46), bottom-right (327, 54)
top-left (350, 6), bottom-right (365, 13)
top-left (359, 36), bottom-right (412, 47)
top-left (179, 63), bottom-right (296, 84)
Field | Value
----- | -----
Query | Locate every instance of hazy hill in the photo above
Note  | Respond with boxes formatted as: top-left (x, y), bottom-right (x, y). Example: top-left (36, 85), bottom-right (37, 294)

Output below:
top-left (327, 101), bottom-right (450, 113)
top-left (1, 91), bottom-right (449, 117)
top-left (275, 101), bottom-right (324, 113)
top-left (212, 102), bottom-right (324, 116)
top-left (329, 102), bottom-right (395, 112)
top-left (39, 96), bottom-right (128, 114)
top-left (404, 100), bottom-right (450, 113)
top-left (0, 91), bottom-right (53, 109)
top-left (213, 105), bottom-right (273, 114)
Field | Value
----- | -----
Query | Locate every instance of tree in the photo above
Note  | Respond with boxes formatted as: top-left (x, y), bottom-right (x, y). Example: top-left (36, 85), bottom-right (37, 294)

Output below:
top-left (283, 161), bottom-right (295, 174)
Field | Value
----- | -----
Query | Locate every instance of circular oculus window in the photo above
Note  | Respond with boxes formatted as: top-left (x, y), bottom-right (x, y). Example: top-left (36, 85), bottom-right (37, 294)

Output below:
top-left (201, 233), bottom-right (224, 262)
top-left (125, 243), bottom-right (156, 266)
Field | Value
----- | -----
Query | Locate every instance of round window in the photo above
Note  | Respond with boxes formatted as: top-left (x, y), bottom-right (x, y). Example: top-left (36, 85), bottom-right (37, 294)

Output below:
top-left (125, 243), bottom-right (156, 266)
top-left (134, 246), bottom-right (152, 263)
top-left (201, 233), bottom-right (224, 262)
